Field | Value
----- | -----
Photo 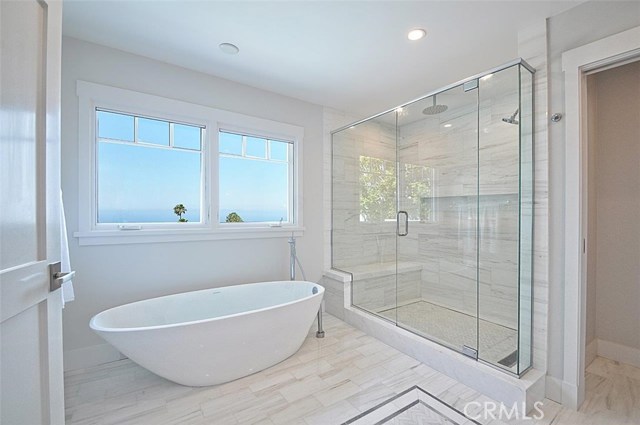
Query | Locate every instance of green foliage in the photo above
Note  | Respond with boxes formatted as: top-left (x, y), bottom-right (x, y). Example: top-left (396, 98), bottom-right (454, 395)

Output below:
top-left (225, 212), bottom-right (244, 223)
top-left (359, 156), bottom-right (433, 223)
top-left (401, 163), bottom-right (432, 221)
top-left (359, 156), bottom-right (396, 222)
top-left (173, 204), bottom-right (188, 222)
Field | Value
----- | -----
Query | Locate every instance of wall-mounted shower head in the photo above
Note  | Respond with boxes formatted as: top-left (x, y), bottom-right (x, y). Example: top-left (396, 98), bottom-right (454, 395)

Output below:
top-left (422, 95), bottom-right (448, 115)
top-left (502, 108), bottom-right (519, 125)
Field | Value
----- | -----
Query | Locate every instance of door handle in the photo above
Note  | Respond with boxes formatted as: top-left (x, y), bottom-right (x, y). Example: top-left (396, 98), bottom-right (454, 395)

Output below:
top-left (397, 211), bottom-right (409, 236)
top-left (49, 262), bottom-right (75, 292)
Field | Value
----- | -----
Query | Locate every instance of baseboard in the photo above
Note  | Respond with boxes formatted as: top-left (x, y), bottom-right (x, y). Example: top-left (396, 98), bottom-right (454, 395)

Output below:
top-left (64, 343), bottom-right (126, 371)
top-left (561, 380), bottom-right (581, 410)
top-left (597, 339), bottom-right (640, 369)
top-left (545, 375), bottom-right (563, 403)
top-left (585, 339), bottom-right (598, 367)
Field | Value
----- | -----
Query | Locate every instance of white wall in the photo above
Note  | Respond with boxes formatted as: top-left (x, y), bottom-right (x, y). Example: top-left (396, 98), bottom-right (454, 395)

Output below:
top-left (546, 0), bottom-right (640, 393)
top-left (591, 62), bottom-right (640, 352)
top-left (61, 37), bottom-right (325, 369)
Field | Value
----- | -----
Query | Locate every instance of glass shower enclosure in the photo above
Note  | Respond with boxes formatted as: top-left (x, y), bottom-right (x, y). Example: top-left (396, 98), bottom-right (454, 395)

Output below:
top-left (331, 59), bottom-right (534, 375)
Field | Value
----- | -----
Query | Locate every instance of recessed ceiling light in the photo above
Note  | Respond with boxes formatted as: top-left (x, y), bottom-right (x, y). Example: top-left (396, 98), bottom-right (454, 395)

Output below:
top-left (219, 43), bottom-right (239, 55)
top-left (407, 29), bottom-right (427, 41)
top-left (443, 123), bottom-right (452, 128)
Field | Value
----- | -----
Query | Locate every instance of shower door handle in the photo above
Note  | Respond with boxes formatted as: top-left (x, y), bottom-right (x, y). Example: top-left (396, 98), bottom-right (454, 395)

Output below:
top-left (397, 211), bottom-right (409, 236)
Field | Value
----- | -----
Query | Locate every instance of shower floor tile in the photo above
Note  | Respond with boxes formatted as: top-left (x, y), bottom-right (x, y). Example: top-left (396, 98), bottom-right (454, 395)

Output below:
top-left (377, 301), bottom-right (518, 370)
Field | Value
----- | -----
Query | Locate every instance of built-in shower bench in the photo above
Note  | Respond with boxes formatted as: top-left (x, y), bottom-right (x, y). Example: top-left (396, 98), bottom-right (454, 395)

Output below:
top-left (340, 261), bottom-right (423, 280)
top-left (322, 261), bottom-right (423, 320)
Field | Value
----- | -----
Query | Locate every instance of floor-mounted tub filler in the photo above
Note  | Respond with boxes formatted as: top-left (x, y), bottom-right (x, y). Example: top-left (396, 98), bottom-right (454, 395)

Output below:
top-left (90, 281), bottom-right (324, 386)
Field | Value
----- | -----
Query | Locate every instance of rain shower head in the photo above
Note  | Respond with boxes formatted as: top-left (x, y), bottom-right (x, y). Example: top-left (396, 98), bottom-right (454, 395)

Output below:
top-left (422, 95), bottom-right (448, 115)
top-left (502, 108), bottom-right (519, 125)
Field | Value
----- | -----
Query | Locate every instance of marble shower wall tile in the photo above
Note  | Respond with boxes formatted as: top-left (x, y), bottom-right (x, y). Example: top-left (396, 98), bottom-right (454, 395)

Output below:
top-left (331, 114), bottom-right (398, 270)
top-left (397, 80), bottom-right (524, 330)
top-left (323, 108), bottom-right (361, 271)
top-left (518, 21), bottom-right (549, 372)
top-left (329, 80), bottom-right (528, 332)
top-left (352, 270), bottom-right (421, 313)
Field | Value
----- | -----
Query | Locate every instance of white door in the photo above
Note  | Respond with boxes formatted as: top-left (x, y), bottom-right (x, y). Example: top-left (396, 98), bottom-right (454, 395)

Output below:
top-left (0, 0), bottom-right (65, 423)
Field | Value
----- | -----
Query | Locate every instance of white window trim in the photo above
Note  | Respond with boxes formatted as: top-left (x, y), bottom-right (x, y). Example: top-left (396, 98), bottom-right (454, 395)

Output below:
top-left (75, 81), bottom-right (304, 246)
top-left (93, 109), bottom-right (210, 232)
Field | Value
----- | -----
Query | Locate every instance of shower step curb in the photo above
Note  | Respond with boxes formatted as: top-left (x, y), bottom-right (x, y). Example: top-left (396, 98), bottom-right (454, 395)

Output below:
top-left (342, 305), bottom-right (545, 412)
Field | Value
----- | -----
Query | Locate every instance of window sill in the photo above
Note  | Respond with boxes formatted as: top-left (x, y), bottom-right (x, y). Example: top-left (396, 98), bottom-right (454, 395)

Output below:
top-left (73, 226), bottom-right (305, 246)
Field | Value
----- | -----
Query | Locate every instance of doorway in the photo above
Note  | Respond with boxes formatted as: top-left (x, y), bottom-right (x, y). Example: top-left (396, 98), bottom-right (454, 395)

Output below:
top-left (562, 25), bottom-right (640, 410)
top-left (585, 60), bottom-right (640, 370)
top-left (582, 58), bottom-right (640, 406)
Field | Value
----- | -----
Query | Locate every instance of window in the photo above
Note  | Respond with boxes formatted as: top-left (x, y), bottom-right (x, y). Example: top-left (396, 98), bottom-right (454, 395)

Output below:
top-left (96, 110), bottom-right (204, 225)
top-left (218, 131), bottom-right (293, 224)
top-left (75, 81), bottom-right (304, 245)
top-left (359, 155), bottom-right (434, 223)
top-left (359, 156), bottom-right (397, 222)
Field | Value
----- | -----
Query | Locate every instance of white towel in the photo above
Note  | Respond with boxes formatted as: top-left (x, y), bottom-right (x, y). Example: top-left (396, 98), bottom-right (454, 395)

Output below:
top-left (60, 190), bottom-right (75, 307)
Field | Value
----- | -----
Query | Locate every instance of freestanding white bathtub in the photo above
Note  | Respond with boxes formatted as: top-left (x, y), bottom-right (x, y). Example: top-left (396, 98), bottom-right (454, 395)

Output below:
top-left (90, 280), bottom-right (324, 386)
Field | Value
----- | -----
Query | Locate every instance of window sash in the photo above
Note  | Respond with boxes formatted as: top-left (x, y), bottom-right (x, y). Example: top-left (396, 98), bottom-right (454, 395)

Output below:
top-left (218, 130), bottom-right (295, 225)
top-left (218, 130), bottom-right (290, 162)
top-left (97, 108), bottom-right (204, 151)
top-left (94, 108), bottom-right (208, 228)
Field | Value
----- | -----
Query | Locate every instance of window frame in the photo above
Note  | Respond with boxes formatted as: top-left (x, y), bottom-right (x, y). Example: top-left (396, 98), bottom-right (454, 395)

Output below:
top-left (75, 81), bottom-right (304, 246)
top-left (217, 128), bottom-right (295, 228)
top-left (94, 108), bottom-right (208, 230)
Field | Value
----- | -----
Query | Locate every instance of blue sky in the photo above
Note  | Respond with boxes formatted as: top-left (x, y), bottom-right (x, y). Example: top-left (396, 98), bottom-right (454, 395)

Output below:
top-left (97, 111), bottom-right (289, 223)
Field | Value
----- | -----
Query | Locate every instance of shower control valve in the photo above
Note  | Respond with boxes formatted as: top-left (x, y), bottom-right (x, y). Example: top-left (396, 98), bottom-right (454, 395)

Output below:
top-left (551, 113), bottom-right (563, 122)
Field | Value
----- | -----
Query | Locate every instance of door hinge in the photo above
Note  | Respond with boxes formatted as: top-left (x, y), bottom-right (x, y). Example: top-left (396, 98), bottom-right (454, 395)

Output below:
top-left (462, 345), bottom-right (478, 359)
top-left (463, 79), bottom-right (478, 92)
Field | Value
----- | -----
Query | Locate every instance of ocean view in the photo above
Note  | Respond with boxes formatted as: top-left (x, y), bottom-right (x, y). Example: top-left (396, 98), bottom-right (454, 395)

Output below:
top-left (98, 209), bottom-right (288, 224)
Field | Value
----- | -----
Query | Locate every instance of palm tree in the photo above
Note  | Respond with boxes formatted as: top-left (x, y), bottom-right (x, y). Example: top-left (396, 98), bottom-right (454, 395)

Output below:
top-left (173, 204), bottom-right (188, 222)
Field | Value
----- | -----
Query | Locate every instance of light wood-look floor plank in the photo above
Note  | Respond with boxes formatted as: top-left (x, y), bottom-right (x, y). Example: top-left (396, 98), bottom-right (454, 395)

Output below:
top-left (64, 315), bottom-right (638, 424)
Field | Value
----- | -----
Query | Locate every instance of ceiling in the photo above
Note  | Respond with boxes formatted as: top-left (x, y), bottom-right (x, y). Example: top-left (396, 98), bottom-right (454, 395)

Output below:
top-left (62, 1), bottom-right (582, 117)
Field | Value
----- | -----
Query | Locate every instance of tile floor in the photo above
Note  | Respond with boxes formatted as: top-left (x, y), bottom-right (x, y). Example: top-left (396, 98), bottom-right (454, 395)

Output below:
top-left (546, 356), bottom-right (640, 425)
top-left (345, 386), bottom-right (477, 425)
top-left (385, 402), bottom-right (449, 425)
top-left (64, 314), bottom-right (638, 425)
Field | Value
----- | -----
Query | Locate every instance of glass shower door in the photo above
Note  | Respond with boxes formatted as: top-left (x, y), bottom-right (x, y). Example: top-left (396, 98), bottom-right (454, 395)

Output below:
top-left (395, 82), bottom-right (479, 355)
top-left (332, 109), bottom-right (398, 323)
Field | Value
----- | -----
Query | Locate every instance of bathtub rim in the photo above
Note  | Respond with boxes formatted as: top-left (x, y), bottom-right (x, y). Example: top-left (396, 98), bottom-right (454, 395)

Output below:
top-left (89, 280), bottom-right (324, 333)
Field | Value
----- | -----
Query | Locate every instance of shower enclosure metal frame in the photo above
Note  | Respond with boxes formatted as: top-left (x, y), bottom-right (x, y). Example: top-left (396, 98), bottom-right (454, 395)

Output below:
top-left (330, 58), bottom-right (535, 377)
top-left (331, 58), bottom-right (534, 134)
